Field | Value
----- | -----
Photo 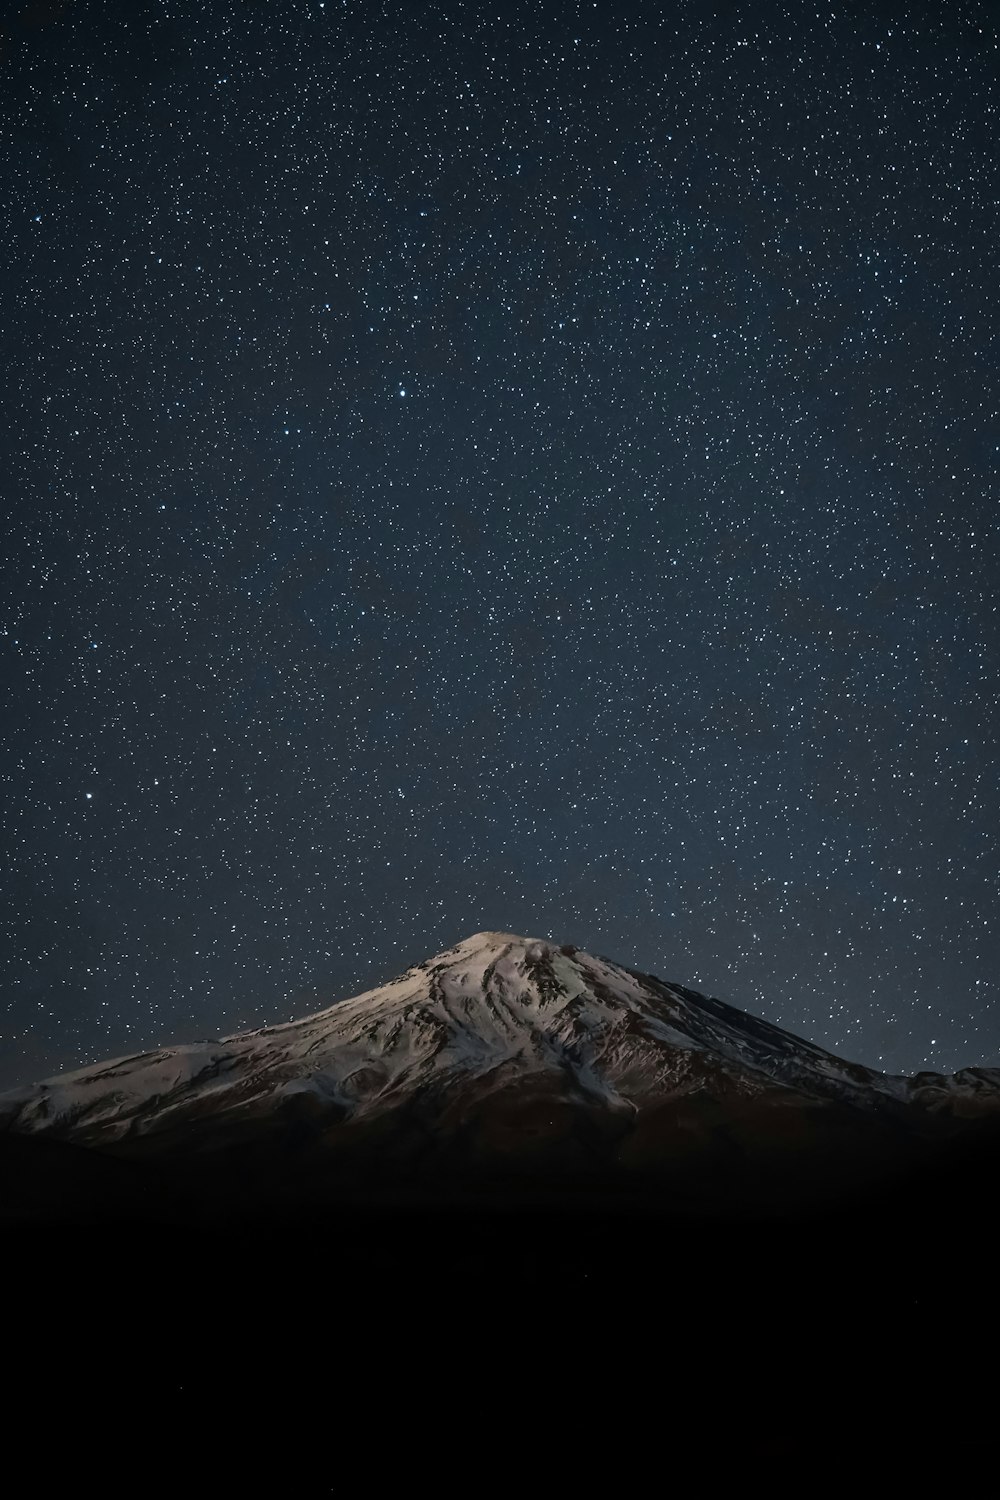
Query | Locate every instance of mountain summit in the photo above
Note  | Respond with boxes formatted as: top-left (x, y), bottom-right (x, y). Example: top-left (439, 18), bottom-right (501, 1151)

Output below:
top-left (2, 931), bottom-right (998, 1217)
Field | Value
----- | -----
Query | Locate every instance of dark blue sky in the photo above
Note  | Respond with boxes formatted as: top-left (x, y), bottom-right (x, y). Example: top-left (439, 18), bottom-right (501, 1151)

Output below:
top-left (2, 0), bottom-right (998, 1085)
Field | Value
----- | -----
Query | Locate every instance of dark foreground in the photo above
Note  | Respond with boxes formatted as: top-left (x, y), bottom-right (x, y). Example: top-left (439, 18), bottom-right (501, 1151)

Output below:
top-left (4, 1141), bottom-right (998, 1488)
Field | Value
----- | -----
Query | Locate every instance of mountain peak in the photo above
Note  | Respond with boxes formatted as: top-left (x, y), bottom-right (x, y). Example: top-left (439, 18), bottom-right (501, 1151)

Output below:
top-left (449, 930), bottom-right (554, 951)
top-left (426, 930), bottom-right (571, 971)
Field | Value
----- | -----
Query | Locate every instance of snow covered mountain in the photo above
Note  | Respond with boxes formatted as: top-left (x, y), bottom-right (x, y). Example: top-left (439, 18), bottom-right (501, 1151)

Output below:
top-left (2, 931), bottom-right (998, 1213)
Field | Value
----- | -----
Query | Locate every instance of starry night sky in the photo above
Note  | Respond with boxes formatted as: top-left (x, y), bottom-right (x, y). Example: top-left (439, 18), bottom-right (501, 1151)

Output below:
top-left (2, 0), bottom-right (998, 1087)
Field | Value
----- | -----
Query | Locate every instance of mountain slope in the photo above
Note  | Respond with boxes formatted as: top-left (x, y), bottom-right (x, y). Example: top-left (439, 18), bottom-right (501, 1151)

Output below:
top-left (0, 930), bottom-right (901, 1139)
top-left (2, 931), bottom-right (998, 1215)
